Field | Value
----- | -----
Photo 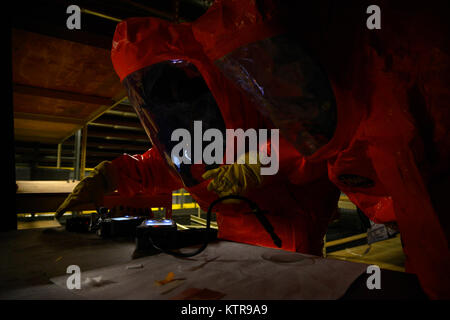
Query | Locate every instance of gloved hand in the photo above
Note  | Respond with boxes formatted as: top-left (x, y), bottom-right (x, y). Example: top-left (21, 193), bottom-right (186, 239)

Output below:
top-left (201, 152), bottom-right (262, 203)
top-left (55, 161), bottom-right (117, 220)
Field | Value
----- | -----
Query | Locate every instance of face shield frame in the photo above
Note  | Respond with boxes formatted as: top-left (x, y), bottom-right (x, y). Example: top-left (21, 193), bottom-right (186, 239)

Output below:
top-left (123, 59), bottom-right (227, 187)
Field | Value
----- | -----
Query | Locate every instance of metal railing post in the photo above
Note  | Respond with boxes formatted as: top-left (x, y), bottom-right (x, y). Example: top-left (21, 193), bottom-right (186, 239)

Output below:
top-left (80, 125), bottom-right (87, 179)
top-left (73, 129), bottom-right (81, 181)
top-left (56, 143), bottom-right (62, 168)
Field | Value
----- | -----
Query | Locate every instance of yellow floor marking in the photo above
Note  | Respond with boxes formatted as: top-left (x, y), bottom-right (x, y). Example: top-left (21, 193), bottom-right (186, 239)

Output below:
top-left (327, 234), bottom-right (405, 272)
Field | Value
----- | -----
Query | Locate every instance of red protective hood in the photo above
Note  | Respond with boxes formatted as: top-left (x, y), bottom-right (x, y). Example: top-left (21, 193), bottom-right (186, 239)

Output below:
top-left (111, 18), bottom-right (203, 82)
top-left (191, 0), bottom-right (282, 61)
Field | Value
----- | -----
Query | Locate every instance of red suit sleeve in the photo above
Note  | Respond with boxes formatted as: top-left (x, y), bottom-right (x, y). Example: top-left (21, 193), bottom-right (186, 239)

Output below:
top-left (110, 148), bottom-right (183, 197)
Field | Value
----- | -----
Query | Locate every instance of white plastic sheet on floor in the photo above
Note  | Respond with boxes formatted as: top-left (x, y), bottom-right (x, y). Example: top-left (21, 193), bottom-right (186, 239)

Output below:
top-left (50, 241), bottom-right (368, 300)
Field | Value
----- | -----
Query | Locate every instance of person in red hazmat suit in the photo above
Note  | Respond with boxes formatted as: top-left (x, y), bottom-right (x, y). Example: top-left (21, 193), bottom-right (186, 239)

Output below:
top-left (55, 16), bottom-right (341, 257)
top-left (188, 0), bottom-right (450, 299)
top-left (55, 0), bottom-right (450, 298)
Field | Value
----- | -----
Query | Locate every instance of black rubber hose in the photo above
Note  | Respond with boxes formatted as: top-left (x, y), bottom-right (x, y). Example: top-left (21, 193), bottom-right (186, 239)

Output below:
top-left (152, 194), bottom-right (282, 258)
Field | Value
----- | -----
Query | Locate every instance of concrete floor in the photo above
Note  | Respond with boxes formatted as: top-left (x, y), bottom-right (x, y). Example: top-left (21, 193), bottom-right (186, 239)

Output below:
top-left (14, 222), bottom-right (408, 273)
top-left (0, 226), bottom-right (426, 299)
top-left (0, 227), bottom-right (136, 293)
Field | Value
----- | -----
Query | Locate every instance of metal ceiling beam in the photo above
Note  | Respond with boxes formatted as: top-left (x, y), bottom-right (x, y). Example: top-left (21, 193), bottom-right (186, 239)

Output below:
top-left (14, 112), bottom-right (85, 125)
top-left (15, 145), bottom-right (147, 157)
top-left (11, 23), bottom-right (114, 50)
top-left (14, 135), bottom-right (66, 145)
top-left (106, 109), bottom-right (138, 118)
top-left (90, 117), bottom-right (143, 130)
top-left (80, 8), bottom-right (122, 23)
top-left (29, 138), bottom-right (149, 150)
top-left (13, 84), bottom-right (113, 106)
top-left (87, 96), bottom-right (128, 124)
top-left (87, 127), bottom-right (148, 141)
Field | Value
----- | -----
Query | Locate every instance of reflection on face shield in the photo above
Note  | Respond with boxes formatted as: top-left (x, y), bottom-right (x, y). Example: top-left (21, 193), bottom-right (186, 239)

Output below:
top-left (123, 60), bottom-right (226, 187)
top-left (215, 34), bottom-right (338, 156)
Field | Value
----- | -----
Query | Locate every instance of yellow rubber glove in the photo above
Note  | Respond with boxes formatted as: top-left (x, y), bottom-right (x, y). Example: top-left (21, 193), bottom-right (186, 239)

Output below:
top-left (55, 161), bottom-right (117, 220)
top-left (201, 152), bottom-right (262, 203)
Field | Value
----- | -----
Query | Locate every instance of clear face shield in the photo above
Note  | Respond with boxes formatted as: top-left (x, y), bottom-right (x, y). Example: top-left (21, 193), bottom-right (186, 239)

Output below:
top-left (123, 60), bottom-right (226, 187)
top-left (214, 33), bottom-right (338, 156)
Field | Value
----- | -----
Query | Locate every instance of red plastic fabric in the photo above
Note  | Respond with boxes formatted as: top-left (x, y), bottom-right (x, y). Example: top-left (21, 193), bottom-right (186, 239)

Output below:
top-left (111, 148), bottom-right (183, 196)
top-left (111, 145), bottom-right (339, 256)
top-left (192, 0), bottom-right (450, 298)
top-left (111, 16), bottom-right (340, 256)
